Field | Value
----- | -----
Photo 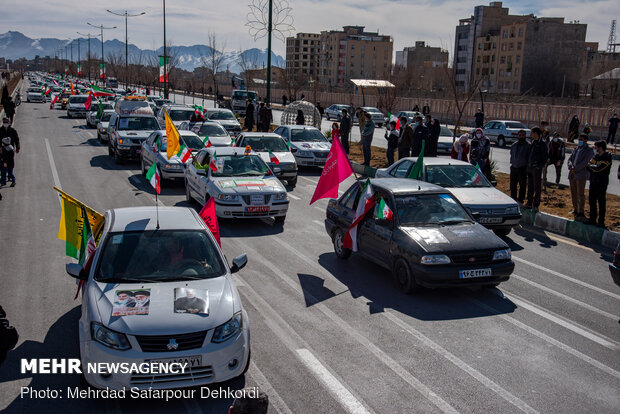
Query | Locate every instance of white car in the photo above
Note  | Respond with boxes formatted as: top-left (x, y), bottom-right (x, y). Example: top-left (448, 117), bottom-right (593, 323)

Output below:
top-left (157, 104), bottom-right (196, 128)
top-left (178, 121), bottom-right (233, 147)
top-left (67, 95), bottom-right (90, 118)
top-left (273, 125), bottom-right (331, 167)
top-left (87, 102), bottom-right (115, 128)
top-left (66, 206), bottom-right (250, 390)
top-left (185, 147), bottom-right (289, 223)
top-left (376, 158), bottom-right (521, 236)
top-left (205, 108), bottom-right (242, 136)
top-left (325, 104), bottom-right (350, 121)
top-left (355, 107), bottom-right (385, 127)
top-left (234, 132), bottom-right (298, 186)
top-left (437, 126), bottom-right (456, 154)
top-left (26, 87), bottom-right (45, 103)
top-left (96, 110), bottom-right (115, 143)
top-left (141, 129), bottom-right (205, 183)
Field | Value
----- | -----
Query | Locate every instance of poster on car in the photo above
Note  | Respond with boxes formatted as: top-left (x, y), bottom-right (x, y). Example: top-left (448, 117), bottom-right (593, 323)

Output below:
top-left (111, 289), bottom-right (151, 316)
top-left (174, 288), bottom-right (209, 314)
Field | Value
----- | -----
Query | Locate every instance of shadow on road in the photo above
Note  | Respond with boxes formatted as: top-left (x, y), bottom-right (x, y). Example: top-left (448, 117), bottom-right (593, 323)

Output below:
top-left (89, 155), bottom-right (140, 172)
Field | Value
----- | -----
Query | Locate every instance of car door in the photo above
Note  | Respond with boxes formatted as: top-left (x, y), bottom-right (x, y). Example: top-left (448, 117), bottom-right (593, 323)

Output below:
top-left (483, 122), bottom-right (495, 139)
top-left (108, 113), bottom-right (118, 146)
top-left (143, 132), bottom-right (158, 168)
top-left (357, 190), bottom-right (393, 268)
top-left (187, 149), bottom-right (207, 199)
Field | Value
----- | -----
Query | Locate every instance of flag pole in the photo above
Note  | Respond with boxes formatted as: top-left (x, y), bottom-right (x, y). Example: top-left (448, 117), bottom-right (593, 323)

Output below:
top-left (155, 190), bottom-right (160, 229)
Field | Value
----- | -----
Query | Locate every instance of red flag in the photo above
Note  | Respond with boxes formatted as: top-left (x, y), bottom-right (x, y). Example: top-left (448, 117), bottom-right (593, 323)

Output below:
top-left (84, 91), bottom-right (94, 110)
top-left (199, 198), bottom-right (221, 247)
top-left (309, 135), bottom-right (354, 205)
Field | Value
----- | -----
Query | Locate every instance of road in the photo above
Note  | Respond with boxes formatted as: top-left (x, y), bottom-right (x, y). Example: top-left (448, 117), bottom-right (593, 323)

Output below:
top-left (2, 90), bottom-right (619, 413)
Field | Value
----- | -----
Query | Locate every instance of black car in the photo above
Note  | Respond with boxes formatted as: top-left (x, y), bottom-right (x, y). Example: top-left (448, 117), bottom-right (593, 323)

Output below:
top-left (610, 242), bottom-right (620, 288)
top-left (325, 178), bottom-right (514, 293)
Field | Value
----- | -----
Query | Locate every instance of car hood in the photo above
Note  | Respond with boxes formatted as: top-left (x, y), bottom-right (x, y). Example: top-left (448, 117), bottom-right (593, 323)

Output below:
top-left (447, 187), bottom-right (517, 207)
top-left (290, 141), bottom-right (331, 151)
top-left (93, 277), bottom-right (235, 335)
top-left (212, 177), bottom-right (284, 194)
top-left (400, 223), bottom-right (508, 254)
top-left (203, 135), bottom-right (232, 147)
top-left (214, 120), bottom-right (240, 127)
top-left (257, 151), bottom-right (296, 164)
top-left (117, 131), bottom-right (152, 139)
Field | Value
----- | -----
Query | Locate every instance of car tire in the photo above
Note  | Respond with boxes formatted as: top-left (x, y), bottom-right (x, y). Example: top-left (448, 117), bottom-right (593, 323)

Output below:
top-left (140, 158), bottom-right (147, 175)
top-left (498, 136), bottom-right (505, 147)
top-left (288, 176), bottom-right (297, 187)
top-left (97, 132), bottom-right (102, 143)
top-left (113, 146), bottom-right (123, 164)
top-left (274, 215), bottom-right (286, 224)
top-left (393, 258), bottom-right (420, 294)
top-left (332, 229), bottom-right (352, 259)
top-left (108, 143), bottom-right (114, 157)
top-left (493, 228), bottom-right (511, 237)
top-left (326, 114), bottom-right (330, 121)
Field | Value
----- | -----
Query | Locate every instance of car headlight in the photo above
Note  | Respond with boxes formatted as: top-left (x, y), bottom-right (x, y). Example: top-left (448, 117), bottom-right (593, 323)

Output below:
top-left (91, 322), bottom-right (131, 350)
top-left (420, 254), bottom-right (451, 265)
top-left (212, 312), bottom-right (242, 343)
top-left (274, 192), bottom-right (287, 201)
top-left (217, 194), bottom-right (238, 201)
top-left (505, 206), bottom-right (519, 215)
top-left (493, 249), bottom-right (511, 261)
top-left (101, 128), bottom-right (107, 133)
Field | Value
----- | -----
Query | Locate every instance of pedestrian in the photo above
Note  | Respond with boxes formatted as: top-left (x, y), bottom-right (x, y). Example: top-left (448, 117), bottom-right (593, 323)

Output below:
top-left (282, 94), bottom-right (288, 107)
top-left (4, 98), bottom-right (15, 125)
top-left (422, 103), bottom-right (430, 116)
top-left (244, 99), bottom-right (254, 131)
top-left (474, 108), bottom-right (484, 128)
top-left (607, 113), bottom-right (618, 145)
top-left (540, 121), bottom-right (550, 143)
top-left (316, 102), bottom-right (324, 118)
top-left (384, 120), bottom-right (399, 166)
top-left (567, 133), bottom-right (594, 222)
top-left (340, 108), bottom-right (352, 154)
top-left (1, 135), bottom-right (16, 187)
top-left (259, 102), bottom-right (272, 132)
top-left (411, 115), bottom-right (428, 157)
top-left (524, 127), bottom-right (548, 211)
top-left (425, 114), bottom-right (440, 157)
top-left (509, 130), bottom-right (530, 204)
top-left (469, 127), bottom-right (491, 179)
top-left (397, 116), bottom-right (413, 160)
top-left (451, 134), bottom-right (470, 162)
top-left (300, 93), bottom-right (305, 101)
top-left (568, 115), bottom-right (580, 143)
top-left (412, 104), bottom-right (420, 112)
top-left (331, 122), bottom-right (340, 143)
top-left (545, 132), bottom-right (566, 186)
top-left (586, 141), bottom-right (612, 228)
top-left (361, 112), bottom-right (375, 166)
top-left (295, 109), bottom-right (305, 125)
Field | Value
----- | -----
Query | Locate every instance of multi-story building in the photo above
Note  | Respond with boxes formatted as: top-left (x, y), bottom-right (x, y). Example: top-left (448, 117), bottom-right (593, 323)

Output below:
top-left (285, 33), bottom-right (321, 79)
top-left (395, 41), bottom-right (448, 70)
top-left (319, 26), bottom-right (393, 87)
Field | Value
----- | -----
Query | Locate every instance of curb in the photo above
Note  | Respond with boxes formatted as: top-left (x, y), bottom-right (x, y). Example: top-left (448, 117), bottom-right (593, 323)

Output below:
top-left (351, 161), bottom-right (620, 249)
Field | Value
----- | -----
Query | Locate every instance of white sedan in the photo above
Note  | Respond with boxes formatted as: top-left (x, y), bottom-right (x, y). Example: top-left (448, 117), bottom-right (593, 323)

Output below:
top-left (234, 132), bottom-right (298, 187)
top-left (66, 206), bottom-right (250, 390)
top-left (273, 125), bottom-right (331, 167)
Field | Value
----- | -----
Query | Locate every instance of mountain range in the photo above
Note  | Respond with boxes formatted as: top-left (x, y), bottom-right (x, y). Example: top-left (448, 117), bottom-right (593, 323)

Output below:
top-left (0, 31), bottom-right (285, 74)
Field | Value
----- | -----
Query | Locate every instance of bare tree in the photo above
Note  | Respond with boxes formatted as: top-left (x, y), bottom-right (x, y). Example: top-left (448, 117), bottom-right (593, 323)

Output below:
top-left (443, 66), bottom-right (482, 140)
top-left (237, 48), bottom-right (259, 91)
top-left (200, 32), bottom-right (227, 99)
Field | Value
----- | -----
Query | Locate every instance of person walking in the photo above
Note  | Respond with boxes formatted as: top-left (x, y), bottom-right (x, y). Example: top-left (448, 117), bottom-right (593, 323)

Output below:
top-left (412, 104), bottom-right (420, 112)
top-left (425, 114), bottom-right (440, 157)
top-left (422, 103), bottom-right (430, 116)
top-left (316, 102), bottom-right (324, 118)
top-left (384, 120), bottom-right (399, 166)
top-left (4, 98), bottom-right (15, 125)
top-left (567, 134), bottom-right (594, 222)
top-left (259, 102), bottom-right (272, 132)
top-left (1, 136), bottom-right (16, 187)
top-left (244, 99), bottom-right (255, 131)
top-left (361, 112), bottom-right (375, 166)
top-left (509, 130), bottom-right (530, 204)
top-left (397, 116), bottom-right (413, 160)
top-left (411, 115), bottom-right (428, 157)
top-left (282, 94), bottom-right (288, 107)
top-left (607, 113), bottom-right (619, 145)
top-left (451, 134), bottom-right (470, 162)
top-left (568, 115), bottom-right (580, 143)
top-left (546, 132), bottom-right (565, 186)
top-left (295, 109), bottom-right (305, 125)
top-left (586, 141), bottom-right (612, 228)
top-left (469, 127), bottom-right (491, 179)
top-left (524, 127), bottom-right (548, 211)
top-left (474, 108), bottom-right (485, 128)
top-left (339, 109), bottom-right (352, 154)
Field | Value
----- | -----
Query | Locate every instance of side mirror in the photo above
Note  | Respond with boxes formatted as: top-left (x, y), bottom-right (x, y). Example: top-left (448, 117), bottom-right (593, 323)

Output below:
top-left (491, 180), bottom-right (498, 187)
top-left (66, 263), bottom-right (88, 281)
top-left (471, 212), bottom-right (481, 221)
top-left (230, 254), bottom-right (248, 273)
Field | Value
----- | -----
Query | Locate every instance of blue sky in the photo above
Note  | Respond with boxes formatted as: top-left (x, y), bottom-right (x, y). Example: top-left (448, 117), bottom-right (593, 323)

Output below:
top-left (2, 0), bottom-right (617, 57)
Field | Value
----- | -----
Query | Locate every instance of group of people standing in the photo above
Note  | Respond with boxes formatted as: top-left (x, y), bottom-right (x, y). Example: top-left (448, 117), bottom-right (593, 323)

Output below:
top-left (244, 98), bottom-right (273, 133)
top-left (383, 113), bottom-right (441, 166)
top-left (450, 128), bottom-right (493, 180)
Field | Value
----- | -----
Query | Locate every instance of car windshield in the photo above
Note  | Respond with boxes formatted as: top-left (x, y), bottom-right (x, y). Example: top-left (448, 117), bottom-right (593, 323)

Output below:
top-left (100, 113), bottom-right (113, 122)
top-left (208, 111), bottom-right (236, 121)
top-left (242, 136), bottom-right (288, 152)
top-left (232, 91), bottom-right (257, 101)
top-left (160, 135), bottom-right (205, 151)
top-left (212, 155), bottom-right (269, 177)
top-left (395, 194), bottom-right (472, 226)
top-left (290, 128), bottom-right (328, 142)
top-left (118, 116), bottom-right (160, 131)
top-left (425, 164), bottom-right (491, 188)
top-left (168, 109), bottom-right (195, 121)
top-left (95, 230), bottom-right (225, 283)
top-left (439, 126), bottom-right (453, 136)
top-left (27, 87), bottom-right (40, 93)
top-left (192, 123), bottom-right (228, 137)
top-left (69, 97), bottom-right (88, 104)
top-left (154, 99), bottom-right (170, 106)
top-left (100, 103), bottom-right (114, 110)
top-left (506, 122), bottom-right (527, 129)
top-left (362, 107), bottom-right (381, 113)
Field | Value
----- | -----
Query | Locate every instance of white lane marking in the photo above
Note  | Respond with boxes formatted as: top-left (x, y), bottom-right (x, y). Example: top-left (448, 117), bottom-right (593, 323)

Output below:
top-left (313, 206), bottom-right (324, 213)
top-left (384, 312), bottom-right (539, 414)
top-left (45, 138), bottom-right (62, 206)
top-left (511, 274), bottom-right (618, 320)
top-left (502, 290), bottom-right (620, 350)
top-left (234, 239), bottom-right (458, 414)
top-left (313, 220), bottom-right (324, 227)
top-left (248, 361), bottom-right (294, 414)
top-left (513, 256), bottom-right (620, 301)
top-left (288, 193), bottom-right (301, 200)
top-left (237, 282), bottom-right (374, 414)
top-left (296, 349), bottom-right (371, 414)
top-left (468, 296), bottom-right (620, 380)
top-left (298, 175), bottom-right (318, 184)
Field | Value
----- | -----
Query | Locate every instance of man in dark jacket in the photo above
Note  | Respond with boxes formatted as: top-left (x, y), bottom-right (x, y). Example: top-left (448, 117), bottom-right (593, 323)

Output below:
top-left (360, 113), bottom-right (375, 165)
top-left (474, 108), bottom-right (484, 128)
top-left (422, 104), bottom-right (430, 116)
top-left (0, 118), bottom-right (19, 153)
top-left (509, 130), bottom-right (530, 204)
top-left (608, 113), bottom-right (619, 145)
top-left (586, 141), bottom-right (612, 227)
top-left (397, 116), bottom-right (413, 159)
top-left (244, 99), bottom-right (255, 131)
top-left (258, 102), bottom-right (272, 132)
top-left (339, 109), bottom-right (352, 154)
top-left (384, 120), bottom-right (399, 166)
top-left (524, 127), bottom-right (548, 211)
top-left (546, 132), bottom-right (565, 186)
top-left (4, 98), bottom-right (15, 125)
top-left (411, 116), bottom-right (428, 157)
top-left (316, 102), bottom-right (324, 118)
top-left (425, 114), bottom-right (440, 157)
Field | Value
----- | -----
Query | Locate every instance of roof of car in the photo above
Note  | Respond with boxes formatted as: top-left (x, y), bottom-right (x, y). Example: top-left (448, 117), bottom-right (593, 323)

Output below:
top-left (108, 207), bottom-right (204, 232)
top-left (396, 157), bottom-right (472, 167)
top-left (164, 104), bottom-right (194, 110)
top-left (369, 178), bottom-right (447, 194)
top-left (156, 129), bottom-right (200, 137)
top-left (278, 125), bottom-right (320, 130)
top-left (206, 108), bottom-right (233, 112)
top-left (205, 147), bottom-right (254, 156)
top-left (240, 132), bottom-right (284, 139)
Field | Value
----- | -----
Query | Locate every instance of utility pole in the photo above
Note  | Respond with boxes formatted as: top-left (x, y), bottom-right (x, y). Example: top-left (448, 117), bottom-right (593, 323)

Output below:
top-left (266, 0), bottom-right (272, 104)
top-left (107, 9), bottom-right (146, 90)
top-left (78, 32), bottom-right (94, 83)
top-left (163, 0), bottom-right (168, 99)
top-left (87, 22), bottom-right (117, 85)
top-left (77, 39), bottom-right (81, 77)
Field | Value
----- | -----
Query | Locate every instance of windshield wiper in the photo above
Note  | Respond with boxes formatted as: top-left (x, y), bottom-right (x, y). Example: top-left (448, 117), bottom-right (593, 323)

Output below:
top-left (96, 277), bottom-right (161, 284)
top-left (439, 219), bottom-right (471, 225)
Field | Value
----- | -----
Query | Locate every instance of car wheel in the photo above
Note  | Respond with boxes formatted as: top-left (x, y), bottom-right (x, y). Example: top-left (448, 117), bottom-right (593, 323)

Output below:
top-left (326, 114), bottom-right (330, 121)
top-left (274, 215), bottom-right (286, 224)
top-left (288, 176), bottom-right (297, 187)
top-left (497, 136), bottom-right (505, 147)
top-left (493, 228), bottom-right (511, 237)
top-left (140, 158), bottom-right (147, 175)
top-left (393, 258), bottom-right (420, 294)
top-left (332, 229), bottom-right (351, 259)
top-left (113, 146), bottom-right (123, 164)
top-left (97, 132), bottom-right (102, 143)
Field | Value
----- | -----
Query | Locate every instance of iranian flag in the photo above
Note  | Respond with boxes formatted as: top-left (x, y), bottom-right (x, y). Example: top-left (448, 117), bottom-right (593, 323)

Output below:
top-left (145, 163), bottom-right (161, 194)
top-left (407, 140), bottom-right (425, 180)
top-left (269, 150), bottom-right (279, 165)
top-left (230, 137), bottom-right (236, 147)
top-left (50, 94), bottom-right (59, 109)
top-left (159, 56), bottom-right (169, 83)
top-left (42, 88), bottom-right (52, 96)
top-left (202, 136), bottom-right (212, 148)
top-left (387, 112), bottom-right (400, 130)
top-left (84, 91), bottom-right (94, 110)
top-left (209, 151), bottom-right (219, 172)
top-left (377, 198), bottom-right (393, 222)
top-left (177, 144), bottom-right (192, 163)
top-left (343, 179), bottom-right (375, 252)
top-left (91, 85), bottom-right (115, 97)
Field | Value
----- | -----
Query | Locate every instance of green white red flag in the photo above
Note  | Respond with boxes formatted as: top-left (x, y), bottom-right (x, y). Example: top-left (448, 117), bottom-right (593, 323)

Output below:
top-left (269, 150), bottom-right (279, 165)
top-left (177, 144), bottom-right (192, 163)
top-left (202, 136), bottom-right (212, 148)
top-left (209, 151), bottom-right (218, 172)
top-left (377, 198), bottom-right (393, 222)
top-left (343, 179), bottom-right (375, 252)
top-left (145, 163), bottom-right (161, 194)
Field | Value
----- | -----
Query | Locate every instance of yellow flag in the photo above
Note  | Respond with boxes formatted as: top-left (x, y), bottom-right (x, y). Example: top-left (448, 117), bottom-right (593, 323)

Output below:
top-left (70, 81), bottom-right (74, 95)
top-left (165, 109), bottom-right (181, 159)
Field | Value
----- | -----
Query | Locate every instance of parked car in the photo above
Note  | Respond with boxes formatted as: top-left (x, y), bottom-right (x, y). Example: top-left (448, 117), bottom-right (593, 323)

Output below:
top-left (437, 126), bottom-right (456, 154)
top-left (325, 178), bottom-right (514, 293)
top-left (481, 120), bottom-right (531, 147)
top-left (273, 125), bottom-right (331, 167)
top-left (96, 110), bottom-right (115, 143)
top-left (234, 132), bottom-right (298, 186)
top-left (65, 206), bottom-right (250, 390)
top-left (325, 104), bottom-right (351, 121)
top-left (376, 158), bottom-right (521, 236)
top-left (141, 130), bottom-right (205, 183)
top-left (157, 105), bottom-right (196, 128)
top-left (178, 121), bottom-right (232, 147)
top-left (355, 107), bottom-right (385, 127)
top-left (204, 108), bottom-right (242, 136)
top-left (395, 111), bottom-right (423, 124)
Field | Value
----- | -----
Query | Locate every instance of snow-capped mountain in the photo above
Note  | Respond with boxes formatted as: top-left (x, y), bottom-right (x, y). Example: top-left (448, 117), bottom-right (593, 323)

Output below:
top-left (0, 31), bottom-right (285, 74)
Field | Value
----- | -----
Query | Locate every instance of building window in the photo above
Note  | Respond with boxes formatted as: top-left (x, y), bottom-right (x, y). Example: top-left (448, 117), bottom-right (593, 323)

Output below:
top-left (499, 81), bottom-right (503, 89)
top-left (517, 42), bottom-right (522, 50)
top-left (489, 80), bottom-right (494, 87)
top-left (492, 55), bottom-right (496, 62)
top-left (503, 30), bottom-right (508, 38)
top-left (500, 56), bottom-right (505, 64)
top-left (478, 42), bottom-right (482, 49)
top-left (516, 55), bottom-right (521, 63)
top-left (490, 67), bottom-right (495, 74)
top-left (514, 68), bottom-right (519, 76)
top-left (492, 42), bottom-right (497, 49)
top-left (476, 68), bottom-right (480, 75)
top-left (499, 69), bottom-right (504, 77)
top-left (507, 56), bottom-right (512, 63)
top-left (361, 45), bottom-right (365, 51)
top-left (518, 28), bottom-right (523, 37)
top-left (514, 81), bottom-right (518, 89)
top-left (351, 44), bottom-right (355, 49)
top-left (501, 44), bottom-right (506, 51)
top-left (477, 56), bottom-right (481, 62)
top-left (509, 43), bottom-right (514, 51)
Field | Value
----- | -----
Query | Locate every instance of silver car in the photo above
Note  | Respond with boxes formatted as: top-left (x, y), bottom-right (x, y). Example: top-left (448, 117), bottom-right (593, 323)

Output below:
top-left (87, 102), bottom-right (114, 128)
top-left (234, 132), bottom-right (298, 186)
top-left (141, 130), bottom-right (205, 183)
top-left (325, 104), bottom-right (351, 121)
top-left (67, 95), bottom-right (90, 118)
top-left (481, 120), bottom-right (531, 147)
top-left (205, 108), bottom-right (242, 136)
top-left (437, 126), bottom-right (456, 154)
top-left (26, 87), bottom-right (45, 103)
top-left (273, 125), bottom-right (331, 167)
top-left (96, 110), bottom-right (115, 143)
top-left (178, 121), bottom-right (233, 147)
top-left (355, 107), bottom-right (385, 127)
top-left (157, 104), bottom-right (196, 128)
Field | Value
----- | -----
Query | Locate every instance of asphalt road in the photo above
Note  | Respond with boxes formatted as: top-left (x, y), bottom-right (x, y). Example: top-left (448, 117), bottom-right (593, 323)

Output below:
top-left (1, 89), bottom-right (619, 413)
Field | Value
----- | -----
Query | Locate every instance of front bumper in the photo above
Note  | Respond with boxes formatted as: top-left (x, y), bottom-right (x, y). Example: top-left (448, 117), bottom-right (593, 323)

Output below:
top-left (476, 214), bottom-right (522, 230)
top-left (214, 199), bottom-right (289, 218)
top-left (68, 109), bottom-right (88, 118)
top-left (295, 155), bottom-right (327, 167)
top-left (160, 166), bottom-right (186, 180)
top-left (410, 260), bottom-right (514, 288)
top-left (116, 145), bottom-right (143, 160)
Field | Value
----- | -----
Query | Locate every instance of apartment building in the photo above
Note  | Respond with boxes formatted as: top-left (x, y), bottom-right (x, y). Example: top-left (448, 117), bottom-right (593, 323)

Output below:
top-left (285, 33), bottom-right (321, 78)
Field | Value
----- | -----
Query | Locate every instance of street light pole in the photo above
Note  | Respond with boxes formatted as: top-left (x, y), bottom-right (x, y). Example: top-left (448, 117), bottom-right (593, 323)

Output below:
top-left (78, 32), bottom-right (94, 83)
top-left (77, 39), bottom-right (81, 78)
top-left (266, 0), bottom-right (272, 104)
top-left (107, 9), bottom-right (146, 90)
top-left (87, 22), bottom-right (117, 85)
top-left (163, 0), bottom-right (168, 99)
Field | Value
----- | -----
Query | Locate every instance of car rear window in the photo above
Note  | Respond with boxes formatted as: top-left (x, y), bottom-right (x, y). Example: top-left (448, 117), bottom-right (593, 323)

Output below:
top-left (425, 165), bottom-right (491, 188)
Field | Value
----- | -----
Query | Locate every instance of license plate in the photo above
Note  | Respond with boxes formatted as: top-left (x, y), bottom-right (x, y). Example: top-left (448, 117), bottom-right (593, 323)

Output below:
top-left (148, 355), bottom-right (202, 368)
top-left (479, 217), bottom-right (503, 224)
top-left (250, 195), bottom-right (264, 205)
top-left (459, 268), bottom-right (492, 279)
top-left (245, 206), bottom-right (270, 213)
